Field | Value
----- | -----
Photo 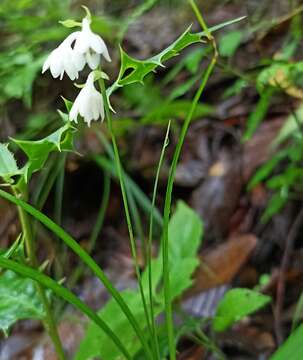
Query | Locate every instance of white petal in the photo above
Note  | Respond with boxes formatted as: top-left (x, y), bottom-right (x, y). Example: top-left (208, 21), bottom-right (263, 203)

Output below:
top-left (42, 53), bottom-right (52, 73)
top-left (49, 52), bottom-right (63, 78)
top-left (87, 33), bottom-right (104, 54)
top-left (63, 51), bottom-right (78, 80)
top-left (86, 52), bottom-right (100, 70)
top-left (70, 101), bottom-right (79, 122)
top-left (73, 51), bottom-right (86, 71)
top-left (92, 95), bottom-right (100, 120)
top-left (63, 31), bottom-right (81, 46)
top-left (74, 33), bottom-right (89, 54)
top-left (89, 35), bottom-right (111, 62)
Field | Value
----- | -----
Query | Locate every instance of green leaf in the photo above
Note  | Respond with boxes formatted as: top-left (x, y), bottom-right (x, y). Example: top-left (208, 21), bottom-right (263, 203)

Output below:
top-left (219, 30), bottom-right (243, 57)
top-left (75, 290), bottom-right (161, 360)
top-left (3, 56), bottom-right (44, 107)
top-left (1, 234), bottom-right (24, 261)
top-left (12, 124), bottom-right (74, 182)
top-left (213, 288), bottom-right (271, 332)
top-left (266, 166), bottom-right (303, 189)
top-left (107, 16), bottom-right (246, 99)
top-left (0, 143), bottom-right (21, 180)
top-left (273, 103), bottom-right (303, 145)
top-left (243, 88), bottom-right (273, 141)
top-left (223, 78), bottom-right (248, 99)
top-left (0, 256), bottom-right (130, 359)
top-left (76, 202), bottom-right (203, 360)
top-left (248, 150), bottom-right (288, 189)
top-left (270, 324), bottom-right (303, 360)
top-left (0, 270), bottom-right (45, 335)
top-left (167, 201), bottom-right (203, 299)
top-left (257, 61), bottom-right (303, 99)
top-left (261, 192), bottom-right (288, 223)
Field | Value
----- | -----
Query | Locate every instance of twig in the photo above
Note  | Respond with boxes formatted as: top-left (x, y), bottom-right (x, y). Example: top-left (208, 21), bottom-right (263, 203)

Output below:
top-left (274, 206), bottom-right (303, 344)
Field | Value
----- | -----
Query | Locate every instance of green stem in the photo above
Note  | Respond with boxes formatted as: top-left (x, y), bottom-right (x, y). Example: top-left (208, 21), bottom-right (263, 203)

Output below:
top-left (162, 3), bottom-right (217, 359)
top-left (98, 77), bottom-right (154, 360)
top-left (95, 131), bottom-right (148, 263)
top-left (0, 257), bottom-right (132, 360)
top-left (148, 121), bottom-right (171, 360)
top-left (12, 187), bottom-right (66, 360)
top-left (54, 153), bottom-right (66, 226)
top-left (94, 131), bottom-right (163, 229)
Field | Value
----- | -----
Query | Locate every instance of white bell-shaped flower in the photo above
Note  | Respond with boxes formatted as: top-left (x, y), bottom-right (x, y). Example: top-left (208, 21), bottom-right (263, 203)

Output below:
top-left (74, 18), bottom-right (111, 69)
top-left (42, 33), bottom-right (86, 80)
top-left (69, 72), bottom-right (104, 126)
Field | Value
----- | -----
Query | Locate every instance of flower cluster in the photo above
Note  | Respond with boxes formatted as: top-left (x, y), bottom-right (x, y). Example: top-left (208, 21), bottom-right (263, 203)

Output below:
top-left (42, 13), bottom-right (110, 126)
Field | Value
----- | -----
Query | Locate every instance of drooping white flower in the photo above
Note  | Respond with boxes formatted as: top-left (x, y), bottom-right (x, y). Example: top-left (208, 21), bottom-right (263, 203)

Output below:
top-left (74, 18), bottom-right (111, 69)
top-left (69, 72), bottom-right (104, 126)
top-left (42, 33), bottom-right (85, 80)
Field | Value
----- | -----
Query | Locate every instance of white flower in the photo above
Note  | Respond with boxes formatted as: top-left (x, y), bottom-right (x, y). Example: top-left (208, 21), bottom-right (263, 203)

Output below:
top-left (74, 18), bottom-right (111, 69)
top-left (42, 33), bottom-right (85, 80)
top-left (69, 72), bottom-right (104, 126)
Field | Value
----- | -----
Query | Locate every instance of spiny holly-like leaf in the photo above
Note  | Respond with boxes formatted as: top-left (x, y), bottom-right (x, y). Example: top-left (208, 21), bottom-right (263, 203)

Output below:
top-left (0, 143), bottom-right (22, 180)
top-left (0, 270), bottom-right (45, 335)
top-left (12, 123), bottom-right (74, 182)
top-left (107, 16), bottom-right (246, 99)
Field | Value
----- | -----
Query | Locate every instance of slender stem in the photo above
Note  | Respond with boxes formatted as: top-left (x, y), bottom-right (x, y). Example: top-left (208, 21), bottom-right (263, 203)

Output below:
top-left (148, 121), bottom-right (171, 360)
top-left (54, 153), bottom-right (66, 226)
top-left (95, 130), bottom-right (148, 263)
top-left (95, 131), bottom-right (163, 228)
top-left (0, 257), bottom-right (132, 360)
top-left (128, 189), bottom-right (147, 265)
top-left (162, 2), bottom-right (217, 359)
top-left (98, 76), bottom-right (154, 360)
top-left (12, 187), bottom-right (66, 360)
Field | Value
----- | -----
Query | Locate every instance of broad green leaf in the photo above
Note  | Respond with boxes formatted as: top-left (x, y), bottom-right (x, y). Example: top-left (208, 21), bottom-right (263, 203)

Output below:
top-left (76, 202), bottom-right (203, 360)
top-left (0, 143), bottom-right (21, 180)
top-left (75, 290), bottom-right (161, 360)
top-left (270, 324), bottom-right (303, 360)
top-left (219, 30), bottom-right (243, 57)
top-left (213, 288), bottom-right (271, 332)
top-left (167, 201), bottom-right (203, 299)
top-left (0, 270), bottom-right (44, 335)
top-left (12, 124), bottom-right (74, 182)
top-left (107, 16), bottom-right (246, 99)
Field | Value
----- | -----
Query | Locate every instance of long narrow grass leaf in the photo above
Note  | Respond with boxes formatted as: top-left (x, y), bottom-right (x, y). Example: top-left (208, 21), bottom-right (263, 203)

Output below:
top-left (0, 256), bottom-right (132, 360)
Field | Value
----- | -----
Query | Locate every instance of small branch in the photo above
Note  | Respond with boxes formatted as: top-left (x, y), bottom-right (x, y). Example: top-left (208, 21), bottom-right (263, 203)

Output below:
top-left (274, 206), bottom-right (303, 344)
